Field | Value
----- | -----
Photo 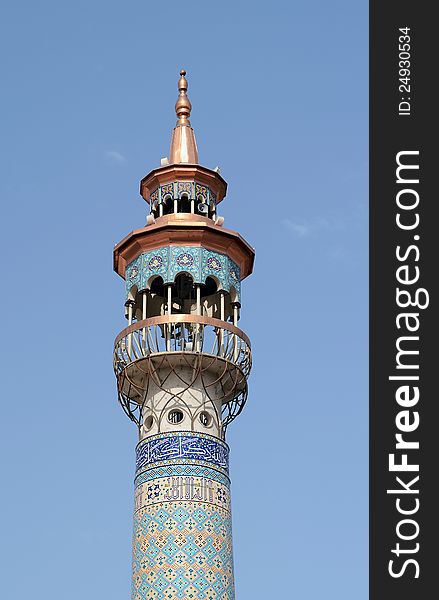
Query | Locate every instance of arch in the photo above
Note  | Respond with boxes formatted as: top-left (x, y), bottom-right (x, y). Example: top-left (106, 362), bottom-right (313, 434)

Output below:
top-left (128, 284), bottom-right (138, 302)
top-left (144, 275), bottom-right (165, 318)
top-left (172, 270), bottom-right (195, 284)
top-left (202, 274), bottom-right (230, 294)
top-left (229, 285), bottom-right (239, 304)
top-left (149, 275), bottom-right (165, 296)
top-left (208, 201), bottom-right (216, 219)
top-left (195, 196), bottom-right (208, 216)
top-left (173, 272), bottom-right (196, 310)
top-left (179, 193), bottom-right (191, 213)
top-left (201, 276), bottom-right (219, 296)
top-left (162, 194), bottom-right (173, 215)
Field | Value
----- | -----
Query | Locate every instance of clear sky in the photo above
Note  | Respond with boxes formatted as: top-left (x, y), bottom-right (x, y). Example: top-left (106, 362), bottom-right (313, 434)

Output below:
top-left (0, 1), bottom-right (367, 598)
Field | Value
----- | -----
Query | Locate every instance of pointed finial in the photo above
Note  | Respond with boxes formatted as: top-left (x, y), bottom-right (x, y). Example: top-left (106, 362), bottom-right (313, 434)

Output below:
top-left (169, 69), bottom-right (199, 164)
top-left (175, 69), bottom-right (192, 123)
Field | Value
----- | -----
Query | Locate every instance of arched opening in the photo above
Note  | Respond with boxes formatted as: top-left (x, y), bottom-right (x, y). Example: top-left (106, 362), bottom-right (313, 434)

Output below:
top-left (147, 275), bottom-right (166, 318)
top-left (127, 284), bottom-right (138, 303)
top-left (196, 196), bottom-right (209, 216)
top-left (179, 194), bottom-right (191, 213)
top-left (199, 277), bottom-right (219, 318)
top-left (209, 200), bottom-right (216, 219)
top-left (162, 195), bottom-right (173, 215)
top-left (200, 276), bottom-right (218, 298)
top-left (150, 275), bottom-right (164, 297)
top-left (173, 273), bottom-right (195, 313)
top-left (198, 278), bottom-right (235, 322)
top-left (125, 285), bottom-right (138, 323)
top-left (229, 286), bottom-right (240, 326)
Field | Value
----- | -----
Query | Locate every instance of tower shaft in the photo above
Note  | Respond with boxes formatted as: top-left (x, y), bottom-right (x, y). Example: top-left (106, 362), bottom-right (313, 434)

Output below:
top-left (133, 431), bottom-right (234, 598)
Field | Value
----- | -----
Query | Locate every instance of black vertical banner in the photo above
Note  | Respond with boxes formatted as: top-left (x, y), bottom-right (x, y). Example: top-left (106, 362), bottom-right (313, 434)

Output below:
top-left (370, 2), bottom-right (437, 599)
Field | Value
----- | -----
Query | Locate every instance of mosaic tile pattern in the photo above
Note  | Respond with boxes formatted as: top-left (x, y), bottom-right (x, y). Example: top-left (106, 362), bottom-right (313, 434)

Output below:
top-left (135, 464), bottom-right (230, 489)
top-left (125, 247), bottom-right (241, 301)
top-left (132, 433), bottom-right (234, 599)
top-left (150, 189), bottom-right (159, 205)
top-left (195, 184), bottom-right (208, 202)
top-left (169, 246), bottom-right (201, 283)
top-left (136, 459), bottom-right (230, 483)
top-left (132, 501), bottom-right (234, 600)
top-left (177, 182), bottom-right (193, 198)
top-left (136, 432), bottom-right (229, 475)
top-left (147, 182), bottom-right (217, 206)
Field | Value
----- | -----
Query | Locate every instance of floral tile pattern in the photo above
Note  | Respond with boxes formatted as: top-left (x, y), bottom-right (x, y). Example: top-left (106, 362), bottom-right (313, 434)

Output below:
top-left (125, 247), bottom-right (241, 301)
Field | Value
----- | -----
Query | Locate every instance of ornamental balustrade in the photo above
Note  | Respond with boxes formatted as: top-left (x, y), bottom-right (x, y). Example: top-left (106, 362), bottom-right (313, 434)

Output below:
top-left (114, 314), bottom-right (251, 375)
top-left (113, 314), bottom-right (252, 429)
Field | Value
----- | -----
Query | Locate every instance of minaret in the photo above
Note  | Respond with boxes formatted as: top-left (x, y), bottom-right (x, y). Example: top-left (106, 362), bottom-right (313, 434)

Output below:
top-left (113, 70), bottom-right (254, 600)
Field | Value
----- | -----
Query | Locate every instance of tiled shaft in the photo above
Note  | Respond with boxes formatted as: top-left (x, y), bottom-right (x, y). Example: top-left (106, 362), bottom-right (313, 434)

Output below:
top-left (132, 432), bottom-right (235, 600)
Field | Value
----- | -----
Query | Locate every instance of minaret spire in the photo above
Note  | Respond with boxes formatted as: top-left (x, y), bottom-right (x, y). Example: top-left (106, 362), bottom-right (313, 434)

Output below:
top-left (169, 69), bottom-right (199, 164)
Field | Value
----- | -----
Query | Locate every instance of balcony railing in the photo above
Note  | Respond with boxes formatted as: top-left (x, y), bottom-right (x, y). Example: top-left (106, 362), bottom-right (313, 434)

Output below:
top-left (113, 314), bottom-right (252, 379)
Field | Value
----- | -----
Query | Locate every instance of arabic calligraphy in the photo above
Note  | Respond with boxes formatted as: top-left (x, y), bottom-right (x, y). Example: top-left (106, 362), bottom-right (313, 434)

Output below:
top-left (136, 433), bottom-right (229, 472)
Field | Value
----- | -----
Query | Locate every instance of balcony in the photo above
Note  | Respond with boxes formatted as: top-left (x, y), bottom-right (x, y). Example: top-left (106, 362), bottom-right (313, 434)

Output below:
top-left (113, 315), bottom-right (252, 427)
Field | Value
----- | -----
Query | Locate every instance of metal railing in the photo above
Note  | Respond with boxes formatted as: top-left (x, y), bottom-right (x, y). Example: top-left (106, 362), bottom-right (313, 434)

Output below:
top-left (113, 314), bottom-right (251, 378)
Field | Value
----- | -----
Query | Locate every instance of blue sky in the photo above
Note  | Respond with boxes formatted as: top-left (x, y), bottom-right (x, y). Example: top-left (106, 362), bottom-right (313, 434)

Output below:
top-left (0, 1), bottom-right (367, 598)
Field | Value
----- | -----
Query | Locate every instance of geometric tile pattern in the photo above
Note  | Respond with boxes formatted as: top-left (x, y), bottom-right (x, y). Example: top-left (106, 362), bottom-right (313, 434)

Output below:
top-left (132, 501), bottom-right (234, 600)
top-left (125, 246), bottom-right (241, 301)
top-left (135, 464), bottom-right (230, 489)
top-left (135, 459), bottom-right (230, 482)
top-left (132, 499), bottom-right (234, 599)
top-left (136, 432), bottom-right (229, 475)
